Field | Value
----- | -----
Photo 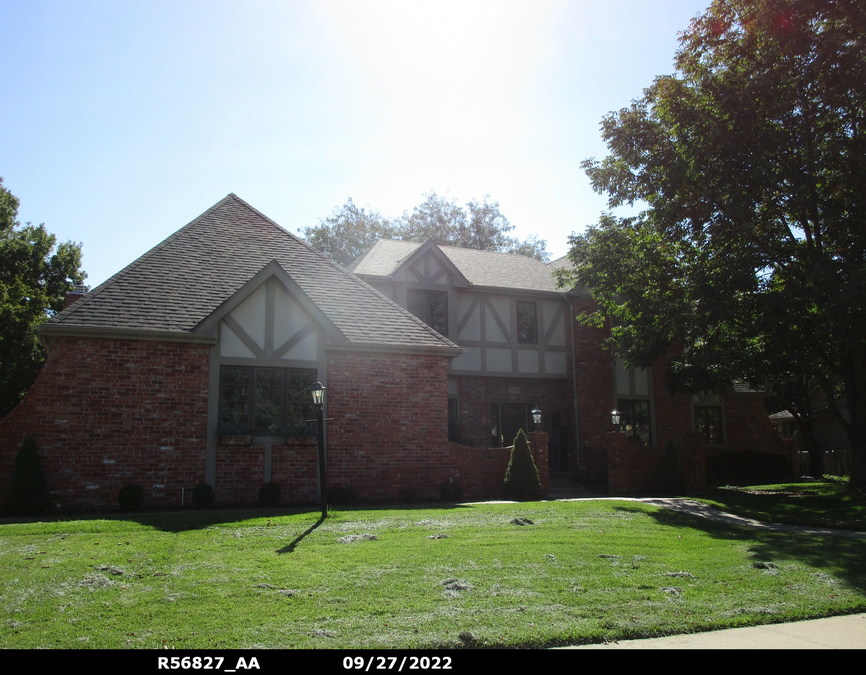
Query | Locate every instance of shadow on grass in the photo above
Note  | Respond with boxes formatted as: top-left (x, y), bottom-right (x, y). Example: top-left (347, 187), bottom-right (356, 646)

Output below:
top-left (614, 504), bottom-right (866, 595)
top-left (276, 514), bottom-right (326, 553)
top-left (0, 501), bottom-right (477, 534)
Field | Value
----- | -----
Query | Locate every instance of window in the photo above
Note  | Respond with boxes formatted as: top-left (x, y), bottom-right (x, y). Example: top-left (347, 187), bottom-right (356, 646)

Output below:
top-left (693, 392), bottom-right (724, 445)
top-left (516, 301), bottom-right (537, 344)
top-left (615, 399), bottom-right (652, 445)
top-left (219, 366), bottom-right (317, 436)
top-left (448, 397), bottom-right (460, 443)
top-left (408, 289), bottom-right (447, 336)
top-left (614, 358), bottom-right (653, 446)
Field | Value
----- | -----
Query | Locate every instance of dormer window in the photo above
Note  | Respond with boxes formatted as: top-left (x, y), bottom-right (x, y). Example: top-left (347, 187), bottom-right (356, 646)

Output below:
top-left (408, 289), bottom-right (448, 336)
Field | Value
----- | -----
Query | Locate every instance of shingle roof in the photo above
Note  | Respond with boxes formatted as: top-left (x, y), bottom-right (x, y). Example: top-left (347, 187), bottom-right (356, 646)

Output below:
top-left (351, 240), bottom-right (563, 294)
top-left (45, 194), bottom-right (458, 351)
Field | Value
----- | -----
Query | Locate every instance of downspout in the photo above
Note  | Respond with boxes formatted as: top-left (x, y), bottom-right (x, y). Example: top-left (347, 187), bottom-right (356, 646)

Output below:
top-left (569, 297), bottom-right (583, 469)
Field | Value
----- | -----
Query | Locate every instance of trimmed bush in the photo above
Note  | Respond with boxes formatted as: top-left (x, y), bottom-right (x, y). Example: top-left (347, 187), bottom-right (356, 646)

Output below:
top-left (708, 450), bottom-right (791, 485)
top-left (118, 483), bottom-right (145, 511)
top-left (258, 481), bottom-right (281, 507)
top-left (328, 485), bottom-right (360, 506)
top-left (192, 482), bottom-right (215, 508)
top-left (6, 438), bottom-right (51, 515)
top-left (652, 441), bottom-right (687, 495)
top-left (439, 479), bottom-right (463, 502)
top-left (503, 429), bottom-right (542, 500)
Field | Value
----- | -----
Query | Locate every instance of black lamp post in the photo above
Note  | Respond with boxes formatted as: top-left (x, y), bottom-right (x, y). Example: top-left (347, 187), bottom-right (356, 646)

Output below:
top-left (611, 408), bottom-right (621, 430)
top-left (309, 381), bottom-right (327, 519)
top-left (531, 406), bottom-right (542, 431)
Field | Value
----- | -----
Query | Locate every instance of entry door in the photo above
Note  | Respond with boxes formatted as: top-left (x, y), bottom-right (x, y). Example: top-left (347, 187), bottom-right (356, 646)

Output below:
top-left (492, 402), bottom-right (528, 447)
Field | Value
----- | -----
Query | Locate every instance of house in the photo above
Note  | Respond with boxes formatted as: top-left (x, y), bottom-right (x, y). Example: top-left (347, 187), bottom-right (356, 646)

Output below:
top-left (0, 194), bottom-right (789, 511)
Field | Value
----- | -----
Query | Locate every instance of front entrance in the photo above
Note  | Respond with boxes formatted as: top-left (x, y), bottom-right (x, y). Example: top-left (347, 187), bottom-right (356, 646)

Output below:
top-left (491, 402), bottom-right (529, 447)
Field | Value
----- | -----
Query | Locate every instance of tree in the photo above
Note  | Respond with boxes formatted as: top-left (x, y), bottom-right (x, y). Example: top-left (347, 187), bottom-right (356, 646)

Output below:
top-left (5, 437), bottom-right (51, 515)
top-left (558, 0), bottom-right (866, 485)
top-left (503, 429), bottom-right (543, 500)
top-left (302, 191), bottom-right (550, 266)
top-left (0, 179), bottom-right (86, 417)
top-left (300, 198), bottom-right (395, 268)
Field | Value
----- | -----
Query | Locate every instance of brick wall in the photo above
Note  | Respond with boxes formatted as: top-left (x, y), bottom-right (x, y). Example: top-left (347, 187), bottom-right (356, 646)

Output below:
top-left (0, 337), bottom-right (210, 510)
top-left (607, 431), bottom-right (706, 494)
top-left (324, 351), bottom-right (549, 502)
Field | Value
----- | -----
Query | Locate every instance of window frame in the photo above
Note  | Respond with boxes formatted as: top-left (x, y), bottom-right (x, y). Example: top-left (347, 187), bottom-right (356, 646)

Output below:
top-left (692, 392), bottom-right (726, 447)
top-left (218, 365), bottom-right (317, 437)
top-left (516, 301), bottom-right (537, 344)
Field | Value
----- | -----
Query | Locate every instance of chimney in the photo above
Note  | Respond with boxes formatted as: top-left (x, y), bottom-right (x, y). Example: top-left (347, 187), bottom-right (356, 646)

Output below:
top-left (64, 285), bottom-right (89, 308)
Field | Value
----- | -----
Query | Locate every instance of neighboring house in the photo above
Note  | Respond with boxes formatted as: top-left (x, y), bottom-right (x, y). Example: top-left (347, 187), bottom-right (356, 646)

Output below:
top-left (0, 195), bottom-right (788, 510)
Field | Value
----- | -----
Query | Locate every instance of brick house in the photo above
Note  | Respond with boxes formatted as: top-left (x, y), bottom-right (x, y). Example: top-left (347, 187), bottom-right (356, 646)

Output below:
top-left (0, 194), bottom-right (788, 511)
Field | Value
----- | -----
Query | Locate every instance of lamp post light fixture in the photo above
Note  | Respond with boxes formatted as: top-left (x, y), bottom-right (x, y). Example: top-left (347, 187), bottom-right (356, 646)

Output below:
top-left (611, 409), bottom-right (621, 429)
top-left (309, 381), bottom-right (328, 519)
top-left (531, 406), bottom-right (542, 430)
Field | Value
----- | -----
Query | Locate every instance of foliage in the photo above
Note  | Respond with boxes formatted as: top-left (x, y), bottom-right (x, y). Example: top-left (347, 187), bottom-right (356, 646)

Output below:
top-left (558, 0), bottom-right (866, 485)
top-left (0, 178), bottom-right (86, 417)
top-left (708, 451), bottom-right (793, 486)
top-left (2, 501), bottom-right (866, 648)
top-left (118, 484), bottom-right (145, 511)
top-left (192, 482), bottom-right (215, 508)
top-left (258, 482), bottom-right (281, 507)
top-left (302, 191), bottom-right (549, 267)
top-left (652, 441), bottom-right (687, 495)
top-left (5, 437), bottom-right (51, 515)
top-left (301, 198), bottom-right (396, 269)
top-left (503, 429), bottom-right (542, 500)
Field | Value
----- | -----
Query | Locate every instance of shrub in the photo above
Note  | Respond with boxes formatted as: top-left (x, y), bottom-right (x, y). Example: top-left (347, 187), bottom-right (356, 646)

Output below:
top-left (708, 451), bottom-right (791, 485)
top-left (652, 441), bottom-right (686, 495)
top-left (258, 481), bottom-right (281, 507)
top-left (6, 437), bottom-right (51, 515)
top-left (192, 482), bottom-right (215, 508)
top-left (439, 478), bottom-right (463, 502)
top-left (328, 485), bottom-right (360, 506)
top-left (118, 483), bottom-right (144, 511)
top-left (503, 429), bottom-right (542, 500)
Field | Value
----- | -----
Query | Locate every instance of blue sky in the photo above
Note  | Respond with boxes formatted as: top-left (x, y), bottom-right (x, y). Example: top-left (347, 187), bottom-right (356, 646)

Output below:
top-left (1, 0), bottom-right (711, 287)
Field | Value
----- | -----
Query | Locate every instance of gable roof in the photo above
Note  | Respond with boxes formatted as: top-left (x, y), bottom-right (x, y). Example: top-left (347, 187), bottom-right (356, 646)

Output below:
top-left (351, 239), bottom-right (563, 294)
top-left (41, 194), bottom-right (460, 353)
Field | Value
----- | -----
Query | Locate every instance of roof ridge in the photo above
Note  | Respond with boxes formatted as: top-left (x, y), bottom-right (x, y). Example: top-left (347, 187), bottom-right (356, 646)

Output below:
top-left (51, 193), bottom-right (239, 324)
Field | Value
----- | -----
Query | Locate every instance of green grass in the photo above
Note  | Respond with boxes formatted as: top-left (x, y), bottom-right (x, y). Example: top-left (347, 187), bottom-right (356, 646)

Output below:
top-left (699, 477), bottom-right (866, 531)
top-left (2, 500), bottom-right (865, 649)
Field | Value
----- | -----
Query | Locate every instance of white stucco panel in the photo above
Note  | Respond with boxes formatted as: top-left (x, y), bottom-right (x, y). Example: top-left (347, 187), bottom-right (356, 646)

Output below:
top-left (457, 296), bottom-right (481, 341)
top-left (220, 321), bottom-right (257, 358)
top-left (544, 350), bottom-right (567, 375)
top-left (452, 346), bottom-right (481, 370)
top-left (273, 285), bottom-right (312, 352)
top-left (543, 300), bottom-right (566, 346)
top-left (487, 347), bottom-right (512, 372)
top-left (229, 283), bottom-right (266, 349)
top-left (281, 329), bottom-right (318, 361)
top-left (518, 349), bottom-right (539, 373)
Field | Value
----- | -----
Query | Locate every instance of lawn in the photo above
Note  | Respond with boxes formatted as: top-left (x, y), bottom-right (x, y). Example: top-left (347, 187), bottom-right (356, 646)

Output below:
top-left (699, 477), bottom-right (866, 531)
top-left (1, 499), bottom-right (865, 649)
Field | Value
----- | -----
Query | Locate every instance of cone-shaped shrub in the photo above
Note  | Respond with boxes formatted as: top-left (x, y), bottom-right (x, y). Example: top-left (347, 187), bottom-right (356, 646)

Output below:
top-left (6, 437), bottom-right (51, 515)
top-left (503, 429), bottom-right (542, 500)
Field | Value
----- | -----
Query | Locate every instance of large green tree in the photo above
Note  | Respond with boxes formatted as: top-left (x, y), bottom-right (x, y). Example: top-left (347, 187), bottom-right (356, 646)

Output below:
top-left (0, 179), bottom-right (86, 417)
top-left (302, 191), bottom-right (549, 267)
top-left (558, 0), bottom-right (866, 484)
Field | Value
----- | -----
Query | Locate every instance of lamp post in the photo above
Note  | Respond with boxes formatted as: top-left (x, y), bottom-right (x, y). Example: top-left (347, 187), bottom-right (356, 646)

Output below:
top-left (309, 381), bottom-right (328, 519)
top-left (531, 406), bottom-right (542, 431)
top-left (611, 409), bottom-right (621, 430)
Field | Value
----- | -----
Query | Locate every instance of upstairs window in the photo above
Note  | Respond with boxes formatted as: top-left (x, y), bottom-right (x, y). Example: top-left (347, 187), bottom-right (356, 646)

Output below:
top-left (408, 289), bottom-right (448, 336)
top-left (516, 301), bottom-right (537, 344)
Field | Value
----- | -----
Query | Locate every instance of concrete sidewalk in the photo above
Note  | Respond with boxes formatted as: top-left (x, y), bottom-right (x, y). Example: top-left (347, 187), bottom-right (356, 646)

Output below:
top-left (565, 613), bottom-right (866, 649)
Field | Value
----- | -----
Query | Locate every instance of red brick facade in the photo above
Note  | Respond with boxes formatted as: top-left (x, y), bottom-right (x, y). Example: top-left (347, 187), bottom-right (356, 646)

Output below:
top-left (0, 337), bottom-right (210, 510)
